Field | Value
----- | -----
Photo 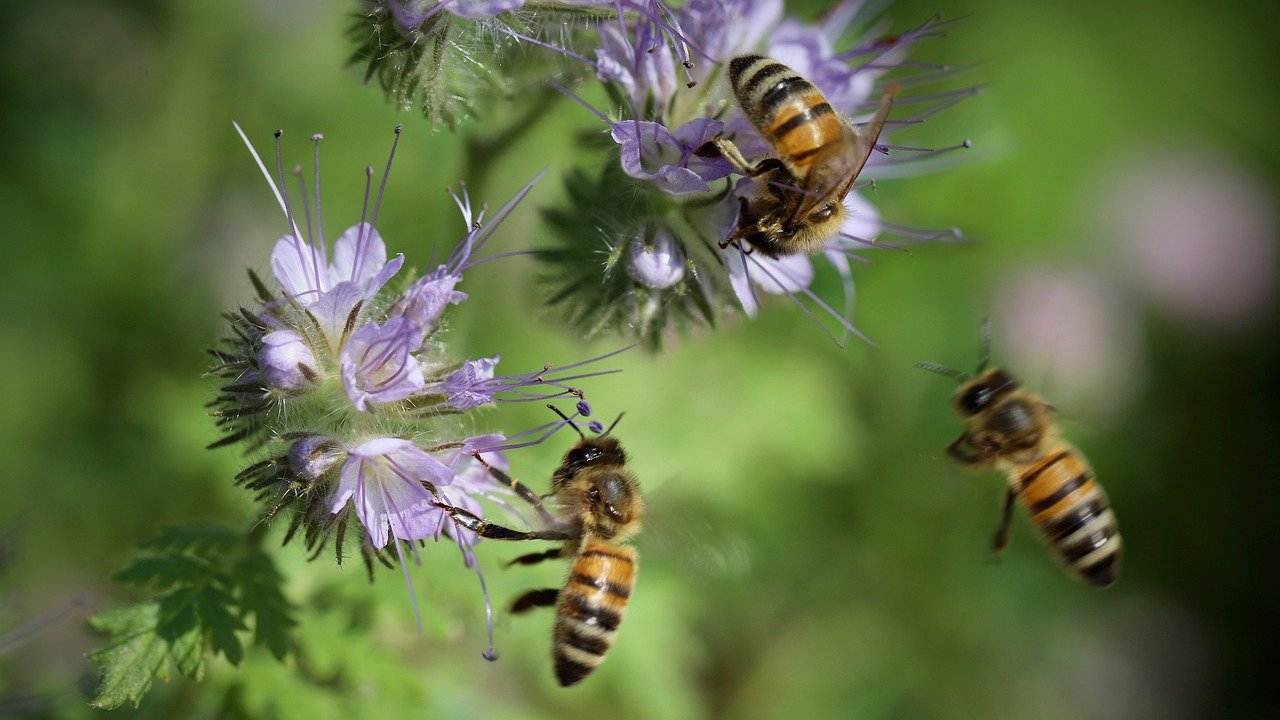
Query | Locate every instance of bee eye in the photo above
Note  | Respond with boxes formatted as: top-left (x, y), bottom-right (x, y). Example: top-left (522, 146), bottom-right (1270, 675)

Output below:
top-left (960, 385), bottom-right (993, 415)
top-left (810, 204), bottom-right (837, 222)
top-left (567, 447), bottom-right (602, 466)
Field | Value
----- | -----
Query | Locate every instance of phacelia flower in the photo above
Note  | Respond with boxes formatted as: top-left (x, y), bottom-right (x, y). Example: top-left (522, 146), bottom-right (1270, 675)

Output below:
top-left (538, 0), bottom-right (976, 347)
top-left (215, 124), bottom-right (623, 656)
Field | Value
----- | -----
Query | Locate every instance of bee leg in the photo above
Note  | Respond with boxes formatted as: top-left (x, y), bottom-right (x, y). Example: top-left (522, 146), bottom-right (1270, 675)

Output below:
top-left (991, 487), bottom-right (1017, 557)
top-left (506, 548), bottom-right (563, 567)
top-left (437, 502), bottom-right (574, 542)
top-left (947, 432), bottom-right (995, 467)
top-left (712, 137), bottom-right (790, 178)
top-left (510, 588), bottom-right (560, 614)
top-left (471, 452), bottom-right (555, 525)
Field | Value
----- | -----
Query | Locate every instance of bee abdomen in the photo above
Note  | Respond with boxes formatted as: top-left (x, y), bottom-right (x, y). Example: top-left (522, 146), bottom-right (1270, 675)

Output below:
top-left (729, 55), bottom-right (844, 171)
top-left (1018, 449), bottom-right (1122, 586)
top-left (552, 542), bottom-right (636, 686)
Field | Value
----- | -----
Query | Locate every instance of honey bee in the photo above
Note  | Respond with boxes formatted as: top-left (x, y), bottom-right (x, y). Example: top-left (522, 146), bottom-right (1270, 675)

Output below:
top-left (438, 408), bottom-right (642, 686)
top-left (920, 325), bottom-right (1122, 586)
top-left (708, 54), bottom-right (897, 257)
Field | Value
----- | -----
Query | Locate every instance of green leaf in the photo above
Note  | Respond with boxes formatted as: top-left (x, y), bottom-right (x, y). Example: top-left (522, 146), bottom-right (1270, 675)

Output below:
top-left (88, 523), bottom-right (296, 708)
top-left (235, 549), bottom-right (297, 660)
top-left (87, 599), bottom-right (199, 709)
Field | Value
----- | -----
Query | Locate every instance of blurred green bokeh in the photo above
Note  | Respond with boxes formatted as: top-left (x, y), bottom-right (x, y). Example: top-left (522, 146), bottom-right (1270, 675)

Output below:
top-left (1, 0), bottom-right (1276, 718)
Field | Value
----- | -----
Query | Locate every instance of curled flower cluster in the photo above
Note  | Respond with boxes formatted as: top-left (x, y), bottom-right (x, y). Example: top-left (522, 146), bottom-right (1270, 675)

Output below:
top-left (533, 0), bottom-right (976, 347)
top-left (210, 125), bottom-right (620, 656)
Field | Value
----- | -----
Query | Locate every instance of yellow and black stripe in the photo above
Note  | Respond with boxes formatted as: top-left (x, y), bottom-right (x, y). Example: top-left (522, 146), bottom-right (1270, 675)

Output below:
top-left (1016, 447), bottom-right (1122, 586)
top-left (552, 541), bottom-right (636, 686)
top-left (729, 55), bottom-right (845, 172)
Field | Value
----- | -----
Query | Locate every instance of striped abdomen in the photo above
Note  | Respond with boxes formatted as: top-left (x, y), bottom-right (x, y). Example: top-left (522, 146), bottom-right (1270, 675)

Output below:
top-left (552, 540), bottom-right (636, 686)
top-left (1016, 447), bottom-right (1122, 586)
top-left (729, 55), bottom-right (845, 173)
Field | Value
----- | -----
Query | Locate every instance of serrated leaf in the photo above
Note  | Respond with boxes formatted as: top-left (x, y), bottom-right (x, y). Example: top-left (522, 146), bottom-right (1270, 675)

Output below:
top-left (88, 523), bottom-right (296, 708)
top-left (235, 549), bottom-right (296, 660)
top-left (87, 601), bottom-right (173, 709)
top-left (197, 583), bottom-right (246, 666)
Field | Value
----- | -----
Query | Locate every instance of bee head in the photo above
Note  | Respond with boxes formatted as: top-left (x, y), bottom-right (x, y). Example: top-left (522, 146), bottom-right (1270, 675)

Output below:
top-left (561, 436), bottom-right (626, 471)
top-left (953, 369), bottom-right (1018, 417)
top-left (785, 200), bottom-right (846, 253)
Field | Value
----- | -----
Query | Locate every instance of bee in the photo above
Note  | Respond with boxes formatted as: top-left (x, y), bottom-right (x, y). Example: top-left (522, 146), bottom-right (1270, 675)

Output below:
top-left (919, 324), bottom-right (1122, 586)
top-left (707, 55), bottom-right (897, 257)
top-left (438, 408), bottom-right (642, 686)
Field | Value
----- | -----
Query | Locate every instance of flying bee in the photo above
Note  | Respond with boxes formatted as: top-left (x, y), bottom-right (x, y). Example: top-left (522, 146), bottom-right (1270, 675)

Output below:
top-left (437, 408), bottom-right (642, 686)
top-left (706, 54), bottom-right (897, 257)
top-left (919, 323), bottom-right (1123, 587)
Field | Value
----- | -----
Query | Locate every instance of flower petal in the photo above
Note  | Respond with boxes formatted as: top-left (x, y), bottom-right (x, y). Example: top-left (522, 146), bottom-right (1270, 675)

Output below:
top-left (340, 316), bottom-right (427, 411)
top-left (439, 356), bottom-right (500, 410)
top-left (330, 223), bottom-right (387, 289)
top-left (259, 330), bottom-right (318, 390)
top-left (270, 233), bottom-right (329, 302)
top-left (396, 271), bottom-right (468, 333)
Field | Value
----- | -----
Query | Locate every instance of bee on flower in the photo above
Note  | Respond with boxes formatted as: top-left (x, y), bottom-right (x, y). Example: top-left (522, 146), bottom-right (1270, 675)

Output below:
top-left (537, 0), bottom-right (976, 347)
top-left (211, 124), bottom-right (625, 658)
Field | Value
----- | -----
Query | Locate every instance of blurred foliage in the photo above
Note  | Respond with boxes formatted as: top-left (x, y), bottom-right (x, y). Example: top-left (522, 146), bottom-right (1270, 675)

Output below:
top-left (88, 525), bottom-right (294, 709)
top-left (0, 0), bottom-right (1277, 719)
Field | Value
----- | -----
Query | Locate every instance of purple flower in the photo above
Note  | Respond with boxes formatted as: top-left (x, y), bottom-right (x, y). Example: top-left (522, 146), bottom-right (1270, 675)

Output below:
top-left (270, 223), bottom-right (404, 344)
top-left (626, 227), bottom-right (685, 289)
top-left (391, 269), bottom-right (468, 331)
top-left (340, 316), bottom-right (428, 411)
top-left (596, 21), bottom-right (677, 116)
top-left (329, 438), bottom-right (454, 548)
top-left (287, 435), bottom-right (346, 482)
top-left (681, 0), bottom-right (782, 75)
top-left (612, 118), bottom-right (733, 195)
top-left (259, 330), bottom-right (319, 391)
top-left (436, 356), bottom-right (500, 410)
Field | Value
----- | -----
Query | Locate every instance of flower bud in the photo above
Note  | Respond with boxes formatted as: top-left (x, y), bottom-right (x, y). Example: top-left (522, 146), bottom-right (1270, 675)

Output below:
top-left (626, 228), bottom-right (686, 289)
top-left (287, 435), bottom-right (345, 483)
top-left (260, 330), bottom-right (319, 391)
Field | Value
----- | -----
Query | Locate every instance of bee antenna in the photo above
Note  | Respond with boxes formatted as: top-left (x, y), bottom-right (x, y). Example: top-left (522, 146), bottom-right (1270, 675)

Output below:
top-left (976, 316), bottom-right (992, 373)
top-left (547, 404), bottom-right (585, 440)
top-left (915, 361), bottom-right (970, 383)
top-left (602, 412), bottom-right (625, 436)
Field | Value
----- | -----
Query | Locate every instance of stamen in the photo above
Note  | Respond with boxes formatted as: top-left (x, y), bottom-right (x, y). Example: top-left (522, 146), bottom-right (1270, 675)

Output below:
top-left (292, 165), bottom-right (313, 245)
top-left (353, 125), bottom-right (403, 283)
top-left (231, 123), bottom-right (311, 289)
top-left (743, 249), bottom-right (873, 347)
top-left (547, 80), bottom-right (611, 125)
top-left (379, 483), bottom-right (424, 634)
top-left (311, 133), bottom-right (326, 248)
top-left (448, 170), bottom-right (545, 274)
top-left (390, 536), bottom-right (425, 634)
top-left (455, 538), bottom-right (499, 661)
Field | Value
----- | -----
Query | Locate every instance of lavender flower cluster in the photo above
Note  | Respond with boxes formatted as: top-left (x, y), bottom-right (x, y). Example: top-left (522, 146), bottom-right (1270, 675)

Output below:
top-left (541, 0), bottom-right (975, 346)
top-left (210, 125), bottom-right (620, 655)
top-left (351, 0), bottom-right (975, 346)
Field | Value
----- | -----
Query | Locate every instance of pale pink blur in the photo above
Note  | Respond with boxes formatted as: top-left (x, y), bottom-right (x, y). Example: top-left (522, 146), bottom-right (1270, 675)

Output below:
top-left (994, 266), bottom-right (1145, 419)
top-left (1097, 148), bottom-right (1277, 331)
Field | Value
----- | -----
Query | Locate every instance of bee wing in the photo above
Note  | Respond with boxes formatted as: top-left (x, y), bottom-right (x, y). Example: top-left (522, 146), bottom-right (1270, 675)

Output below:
top-left (786, 88), bottom-right (897, 224)
top-left (633, 484), bottom-right (755, 579)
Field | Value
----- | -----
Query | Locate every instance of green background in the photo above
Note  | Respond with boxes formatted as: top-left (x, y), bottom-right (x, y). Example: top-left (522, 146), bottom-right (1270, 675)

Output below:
top-left (1, 0), bottom-right (1276, 717)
